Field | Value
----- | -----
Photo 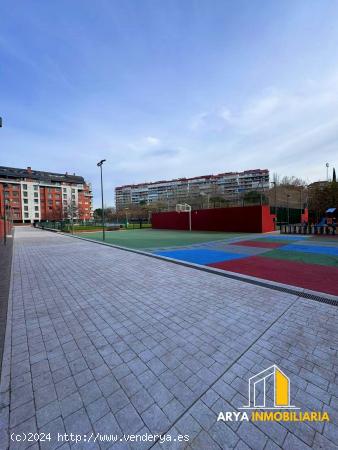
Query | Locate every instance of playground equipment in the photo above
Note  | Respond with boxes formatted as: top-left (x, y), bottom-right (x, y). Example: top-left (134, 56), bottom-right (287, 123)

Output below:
top-left (281, 207), bottom-right (337, 235)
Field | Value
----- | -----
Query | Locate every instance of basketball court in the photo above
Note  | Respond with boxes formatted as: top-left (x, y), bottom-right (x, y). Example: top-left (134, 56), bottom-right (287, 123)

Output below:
top-left (80, 228), bottom-right (338, 297)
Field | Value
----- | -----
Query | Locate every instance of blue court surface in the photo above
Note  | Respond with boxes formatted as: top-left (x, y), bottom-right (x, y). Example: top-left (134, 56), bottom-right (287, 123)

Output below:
top-left (281, 244), bottom-right (338, 257)
top-left (154, 248), bottom-right (247, 265)
top-left (260, 235), bottom-right (311, 241)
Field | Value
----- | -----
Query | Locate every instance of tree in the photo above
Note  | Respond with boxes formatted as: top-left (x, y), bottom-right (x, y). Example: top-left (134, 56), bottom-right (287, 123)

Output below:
top-left (243, 190), bottom-right (268, 205)
top-left (279, 176), bottom-right (307, 187)
top-left (308, 181), bottom-right (338, 223)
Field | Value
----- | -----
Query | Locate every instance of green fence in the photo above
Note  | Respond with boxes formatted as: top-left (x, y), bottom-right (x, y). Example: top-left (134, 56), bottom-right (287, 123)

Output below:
top-left (270, 207), bottom-right (304, 225)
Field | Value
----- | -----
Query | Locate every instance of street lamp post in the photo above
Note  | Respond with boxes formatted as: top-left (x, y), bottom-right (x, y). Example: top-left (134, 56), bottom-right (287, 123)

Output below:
top-left (287, 194), bottom-right (291, 225)
top-left (271, 181), bottom-right (277, 229)
top-left (125, 208), bottom-right (129, 228)
top-left (326, 163), bottom-right (329, 181)
top-left (97, 159), bottom-right (106, 241)
top-left (3, 183), bottom-right (8, 245)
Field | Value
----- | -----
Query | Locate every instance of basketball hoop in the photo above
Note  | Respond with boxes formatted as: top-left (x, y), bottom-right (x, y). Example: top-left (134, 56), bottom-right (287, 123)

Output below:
top-left (176, 204), bottom-right (192, 231)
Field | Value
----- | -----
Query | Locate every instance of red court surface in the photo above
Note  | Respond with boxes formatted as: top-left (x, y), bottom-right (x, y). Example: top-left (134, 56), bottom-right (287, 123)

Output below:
top-left (209, 256), bottom-right (338, 296)
top-left (230, 240), bottom-right (284, 249)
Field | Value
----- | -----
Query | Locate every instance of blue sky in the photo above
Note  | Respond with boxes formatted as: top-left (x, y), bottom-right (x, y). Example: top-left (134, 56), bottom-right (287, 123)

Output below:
top-left (1, 0), bottom-right (338, 207)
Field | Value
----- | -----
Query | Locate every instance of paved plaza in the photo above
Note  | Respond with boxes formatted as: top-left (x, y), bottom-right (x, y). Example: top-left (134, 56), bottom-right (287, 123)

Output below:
top-left (0, 227), bottom-right (337, 450)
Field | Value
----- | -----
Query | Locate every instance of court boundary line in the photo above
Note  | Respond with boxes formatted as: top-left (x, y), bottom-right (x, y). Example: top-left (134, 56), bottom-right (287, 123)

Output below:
top-left (43, 229), bottom-right (338, 307)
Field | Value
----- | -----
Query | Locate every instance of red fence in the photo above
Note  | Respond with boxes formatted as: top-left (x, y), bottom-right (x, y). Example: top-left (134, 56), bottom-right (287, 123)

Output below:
top-left (0, 219), bottom-right (12, 240)
top-left (152, 205), bottom-right (276, 233)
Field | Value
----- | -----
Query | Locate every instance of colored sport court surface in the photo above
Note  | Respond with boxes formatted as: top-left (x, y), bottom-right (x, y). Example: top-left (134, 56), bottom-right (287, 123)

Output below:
top-left (81, 229), bottom-right (338, 296)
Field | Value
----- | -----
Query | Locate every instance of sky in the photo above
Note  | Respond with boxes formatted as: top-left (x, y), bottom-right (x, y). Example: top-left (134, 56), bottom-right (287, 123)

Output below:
top-left (1, 0), bottom-right (338, 207)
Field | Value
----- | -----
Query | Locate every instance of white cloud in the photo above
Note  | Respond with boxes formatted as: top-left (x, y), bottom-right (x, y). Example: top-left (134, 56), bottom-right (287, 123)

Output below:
top-left (145, 136), bottom-right (161, 146)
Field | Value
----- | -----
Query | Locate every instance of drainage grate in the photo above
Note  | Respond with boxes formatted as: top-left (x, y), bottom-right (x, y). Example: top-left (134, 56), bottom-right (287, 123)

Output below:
top-left (187, 265), bottom-right (338, 307)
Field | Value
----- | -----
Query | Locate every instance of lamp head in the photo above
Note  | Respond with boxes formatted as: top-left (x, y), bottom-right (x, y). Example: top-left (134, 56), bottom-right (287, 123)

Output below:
top-left (97, 159), bottom-right (106, 167)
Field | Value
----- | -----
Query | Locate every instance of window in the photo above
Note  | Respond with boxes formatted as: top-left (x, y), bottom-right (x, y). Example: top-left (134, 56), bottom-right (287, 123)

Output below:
top-left (34, 193), bottom-right (38, 198)
top-left (24, 206), bottom-right (28, 211)
top-left (24, 199), bottom-right (28, 204)
top-left (63, 188), bottom-right (67, 192)
top-left (23, 191), bottom-right (28, 197)
top-left (35, 213), bottom-right (39, 218)
top-left (24, 213), bottom-right (29, 218)
top-left (23, 184), bottom-right (27, 189)
top-left (48, 194), bottom-right (52, 199)
top-left (34, 185), bottom-right (38, 191)
top-left (35, 206), bottom-right (39, 211)
top-left (13, 191), bottom-right (19, 197)
top-left (63, 194), bottom-right (67, 199)
top-left (71, 188), bottom-right (75, 193)
top-left (34, 199), bottom-right (39, 203)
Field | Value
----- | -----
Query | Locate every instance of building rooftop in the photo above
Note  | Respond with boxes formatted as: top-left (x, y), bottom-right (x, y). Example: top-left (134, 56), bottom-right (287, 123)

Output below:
top-left (115, 169), bottom-right (269, 190)
top-left (0, 166), bottom-right (85, 184)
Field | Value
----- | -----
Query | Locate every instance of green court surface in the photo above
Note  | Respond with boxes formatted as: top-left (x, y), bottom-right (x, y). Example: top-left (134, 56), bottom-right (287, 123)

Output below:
top-left (79, 229), bottom-right (250, 250)
top-left (263, 248), bottom-right (338, 267)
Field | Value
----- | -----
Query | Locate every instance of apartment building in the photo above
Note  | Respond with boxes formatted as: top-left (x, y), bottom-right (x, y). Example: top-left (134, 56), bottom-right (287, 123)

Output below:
top-left (0, 166), bottom-right (93, 223)
top-left (115, 169), bottom-right (270, 209)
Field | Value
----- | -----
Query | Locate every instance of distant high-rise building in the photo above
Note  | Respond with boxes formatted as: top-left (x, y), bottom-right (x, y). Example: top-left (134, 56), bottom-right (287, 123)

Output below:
top-left (0, 166), bottom-right (93, 223)
top-left (115, 169), bottom-right (269, 209)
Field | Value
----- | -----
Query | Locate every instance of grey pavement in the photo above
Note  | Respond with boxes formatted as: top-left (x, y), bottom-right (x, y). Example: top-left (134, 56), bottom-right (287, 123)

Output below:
top-left (0, 227), bottom-right (337, 450)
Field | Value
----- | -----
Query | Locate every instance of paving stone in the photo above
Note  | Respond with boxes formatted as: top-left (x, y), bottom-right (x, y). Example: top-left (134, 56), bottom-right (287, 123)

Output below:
top-left (171, 382), bottom-right (196, 407)
top-left (119, 373), bottom-right (142, 396)
top-left (4, 228), bottom-right (338, 450)
top-left (35, 384), bottom-right (58, 409)
top-left (147, 357), bottom-right (167, 376)
top-left (93, 412), bottom-right (122, 449)
top-left (79, 380), bottom-right (102, 406)
top-left (10, 401), bottom-right (35, 428)
top-left (189, 400), bottom-right (217, 431)
top-left (176, 413), bottom-right (202, 440)
top-left (149, 381), bottom-right (173, 408)
top-left (190, 430), bottom-right (221, 449)
top-left (36, 400), bottom-right (61, 428)
top-left (86, 397), bottom-right (110, 424)
top-left (163, 398), bottom-right (185, 422)
top-left (108, 389), bottom-right (130, 414)
top-left (115, 404), bottom-right (144, 434)
top-left (64, 407), bottom-right (93, 436)
top-left (11, 383), bottom-right (34, 409)
top-left (60, 391), bottom-right (83, 418)
top-left (74, 368), bottom-right (94, 387)
top-left (313, 431), bottom-right (338, 450)
top-left (209, 421), bottom-right (239, 448)
top-left (323, 422), bottom-right (338, 446)
top-left (92, 364), bottom-right (111, 380)
top-left (283, 432), bottom-right (312, 450)
top-left (130, 388), bottom-right (154, 414)
top-left (141, 404), bottom-right (171, 434)
top-left (237, 422), bottom-right (268, 450)
top-left (52, 365), bottom-right (72, 384)
top-left (55, 377), bottom-right (77, 401)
